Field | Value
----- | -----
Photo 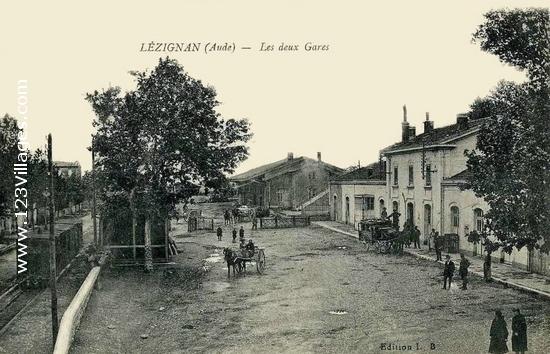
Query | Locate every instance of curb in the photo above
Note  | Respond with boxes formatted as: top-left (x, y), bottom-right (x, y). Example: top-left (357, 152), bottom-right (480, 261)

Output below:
top-left (314, 222), bottom-right (550, 302)
top-left (402, 249), bottom-right (550, 301)
top-left (0, 243), bottom-right (16, 256)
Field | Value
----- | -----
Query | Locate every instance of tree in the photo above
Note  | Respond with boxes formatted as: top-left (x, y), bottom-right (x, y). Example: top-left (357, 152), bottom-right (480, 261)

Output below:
top-left (0, 114), bottom-right (21, 218)
top-left (472, 7), bottom-right (549, 89)
top-left (86, 57), bottom-right (252, 266)
top-left (466, 8), bottom-right (550, 254)
top-left (205, 174), bottom-right (236, 202)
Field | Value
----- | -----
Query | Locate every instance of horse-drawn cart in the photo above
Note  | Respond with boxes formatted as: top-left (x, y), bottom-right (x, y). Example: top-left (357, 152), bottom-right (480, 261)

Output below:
top-left (223, 246), bottom-right (266, 277)
top-left (358, 219), bottom-right (401, 253)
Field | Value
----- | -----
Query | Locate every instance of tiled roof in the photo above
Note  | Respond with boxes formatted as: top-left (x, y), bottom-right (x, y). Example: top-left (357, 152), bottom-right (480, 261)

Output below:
top-left (332, 162), bottom-right (385, 181)
top-left (230, 156), bottom-right (343, 182)
top-left (444, 169), bottom-right (473, 182)
top-left (381, 118), bottom-right (488, 154)
top-left (230, 158), bottom-right (288, 181)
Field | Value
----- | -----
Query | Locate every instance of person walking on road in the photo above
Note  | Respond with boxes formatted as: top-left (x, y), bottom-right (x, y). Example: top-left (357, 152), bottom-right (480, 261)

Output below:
top-left (428, 228), bottom-right (436, 252)
top-left (459, 253), bottom-right (471, 290)
top-left (232, 228), bottom-right (237, 243)
top-left (216, 226), bottom-right (223, 241)
top-left (434, 232), bottom-right (443, 261)
top-left (442, 255), bottom-right (455, 289)
top-left (489, 310), bottom-right (509, 354)
top-left (512, 309), bottom-right (527, 354)
top-left (252, 217), bottom-right (258, 230)
top-left (239, 226), bottom-right (245, 242)
top-left (413, 226), bottom-right (421, 249)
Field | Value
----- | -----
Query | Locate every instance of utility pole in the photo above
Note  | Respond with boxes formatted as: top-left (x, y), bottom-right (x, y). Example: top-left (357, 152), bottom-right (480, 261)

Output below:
top-left (47, 134), bottom-right (59, 343)
top-left (92, 140), bottom-right (98, 246)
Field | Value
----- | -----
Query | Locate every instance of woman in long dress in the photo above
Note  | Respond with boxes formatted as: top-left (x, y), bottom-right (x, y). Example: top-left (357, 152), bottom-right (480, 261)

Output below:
top-left (489, 310), bottom-right (509, 354)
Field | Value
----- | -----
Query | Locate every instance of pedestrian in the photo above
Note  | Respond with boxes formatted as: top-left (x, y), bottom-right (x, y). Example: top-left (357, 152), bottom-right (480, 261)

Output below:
top-left (381, 207), bottom-right (388, 220)
top-left (442, 255), bottom-right (455, 289)
top-left (216, 226), bottom-right (223, 241)
top-left (489, 310), bottom-right (509, 354)
top-left (239, 225), bottom-right (245, 242)
top-left (428, 228), bottom-right (436, 252)
top-left (232, 228), bottom-right (237, 243)
top-left (388, 208), bottom-right (401, 230)
top-left (434, 231), bottom-right (442, 261)
top-left (459, 253), bottom-right (471, 290)
top-left (224, 209), bottom-right (231, 225)
top-left (252, 217), bottom-right (258, 230)
top-left (413, 226), bottom-right (421, 249)
top-left (511, 309), bottom-right (527, 354)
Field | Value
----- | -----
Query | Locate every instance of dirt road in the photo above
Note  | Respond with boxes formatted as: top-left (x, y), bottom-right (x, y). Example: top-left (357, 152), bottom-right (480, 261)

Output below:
top-left (71, 221), bottom-right (550, 354)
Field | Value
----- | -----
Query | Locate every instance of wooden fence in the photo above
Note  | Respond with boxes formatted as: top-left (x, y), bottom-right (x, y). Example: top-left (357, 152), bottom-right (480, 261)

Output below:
top-left (259, 216), bottom-right (310, 229)
top-left (188, 217), bottom-right (214, 232)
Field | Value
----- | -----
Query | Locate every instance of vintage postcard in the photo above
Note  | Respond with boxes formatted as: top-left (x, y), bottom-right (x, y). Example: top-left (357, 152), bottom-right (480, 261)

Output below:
top-left (0, 1), bottom-right (548, 353)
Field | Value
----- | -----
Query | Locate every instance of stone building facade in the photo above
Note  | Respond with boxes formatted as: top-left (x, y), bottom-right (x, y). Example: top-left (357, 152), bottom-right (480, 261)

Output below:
top-left (330, 107), bottom-right (546, 274)
top-left (230, 152), bottom-right (343, 211)
top-left (329, 163), bottom-right (387, 230)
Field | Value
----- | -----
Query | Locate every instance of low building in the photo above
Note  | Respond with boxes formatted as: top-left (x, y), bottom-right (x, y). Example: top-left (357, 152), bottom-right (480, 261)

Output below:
top-left (329, 163), bottom-right (387, 230)
top-left (328, 106), bottom-right (548, 275)
top-left (54, 161), bottom-right (82, 178)
top-left (230, 152), bottom-right (344, 212)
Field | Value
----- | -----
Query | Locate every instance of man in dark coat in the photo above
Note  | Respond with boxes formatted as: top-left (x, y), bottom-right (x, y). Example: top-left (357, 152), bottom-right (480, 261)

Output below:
top-left (216, 226), bottom-right (223, 241)
top-left (232, 228), bottom-right (237, 243)
top-left (512, 309), bottom-right (527, 354)
top-left (381, 207), bottom-right (388, 220)
top-left (388, 208), bottom-right (401, 230)
top-left (413, 226), bottom-right (421, 249)
top-left (442, 255), bottom-right (455, 289)
top-left (434, 232), bottom-right (443, 261)
top-left (239, 226), bottom-right (245, 242)
top-left (459, 253), bottom-right (471, 290)
top-left (489, 310), bottom-right (509, 354)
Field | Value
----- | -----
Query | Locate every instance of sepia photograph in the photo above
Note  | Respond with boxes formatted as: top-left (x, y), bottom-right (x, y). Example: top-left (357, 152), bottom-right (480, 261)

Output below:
top-left (0, 1), bottom-right (549, 353)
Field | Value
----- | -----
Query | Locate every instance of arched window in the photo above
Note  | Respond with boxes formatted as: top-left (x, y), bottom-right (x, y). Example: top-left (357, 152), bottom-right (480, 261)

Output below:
top-left (451, 206), bottom-right (460, 227)
top-left (474, 208), bottom-right (484, 232)
top-left (407, 202), bottom-right (414, 222)
top-left (392, 201), bottom-right (399, 213)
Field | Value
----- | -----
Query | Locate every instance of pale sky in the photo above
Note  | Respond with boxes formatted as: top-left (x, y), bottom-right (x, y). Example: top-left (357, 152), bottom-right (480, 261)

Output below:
top-left (0, 0), bottom-right (546, 176)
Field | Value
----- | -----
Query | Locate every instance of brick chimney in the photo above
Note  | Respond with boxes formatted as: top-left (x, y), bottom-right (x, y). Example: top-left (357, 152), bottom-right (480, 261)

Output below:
top-left (424, 112), bottom-right (434, 133)
top-left (402, 104), bottom-right (410, 142)
top-left (317, 152), bottom-right (322, 162)
top-left (456, 113), bottom-right (469, 130)
top-left (287, 152), bottom-right (294, 161)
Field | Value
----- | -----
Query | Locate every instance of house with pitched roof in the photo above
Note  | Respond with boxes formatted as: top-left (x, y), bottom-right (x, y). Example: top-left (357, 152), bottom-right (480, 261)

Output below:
top-left (327, 106), bottom-right (550, 274)
top-left (329, 162), bottom-right (387, 230)
top-left (378, 107), bottom-right (533, 270)
top-left (230, 152), bottom-right (344, 213)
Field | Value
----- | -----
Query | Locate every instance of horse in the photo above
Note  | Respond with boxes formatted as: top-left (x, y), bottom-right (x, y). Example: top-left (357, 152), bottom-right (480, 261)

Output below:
top-left (223, 248), bottom-right (246, 278)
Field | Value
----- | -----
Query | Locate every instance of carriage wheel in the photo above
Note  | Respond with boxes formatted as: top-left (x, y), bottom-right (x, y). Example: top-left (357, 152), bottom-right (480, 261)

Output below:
top-left (256, 250), bottom-right (266, 274)
top-left (236, 259), bottom-right (244, 274)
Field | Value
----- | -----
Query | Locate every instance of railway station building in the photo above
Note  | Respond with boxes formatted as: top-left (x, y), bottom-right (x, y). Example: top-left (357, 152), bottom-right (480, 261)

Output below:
top-left (330, 108), bottom-right (550, 275)
top-left (230, 152), bottom-right (343, 214)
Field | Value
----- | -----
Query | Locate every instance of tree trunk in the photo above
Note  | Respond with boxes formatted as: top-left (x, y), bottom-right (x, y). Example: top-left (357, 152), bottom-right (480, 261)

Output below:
top-left (484, 252), bottom-right (492, 281)
top-left (144, 218), bottom-right (153, 272)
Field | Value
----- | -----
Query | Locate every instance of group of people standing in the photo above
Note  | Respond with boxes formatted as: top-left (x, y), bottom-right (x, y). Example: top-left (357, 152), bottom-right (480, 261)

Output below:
top-left (442, 253), bottom-right (470, 290)
top-left (489, 309), bottom-right (528, 354)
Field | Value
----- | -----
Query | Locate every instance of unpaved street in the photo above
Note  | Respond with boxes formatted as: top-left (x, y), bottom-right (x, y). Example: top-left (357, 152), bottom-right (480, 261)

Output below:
top-left (71, 221), bottom-right (550, 354)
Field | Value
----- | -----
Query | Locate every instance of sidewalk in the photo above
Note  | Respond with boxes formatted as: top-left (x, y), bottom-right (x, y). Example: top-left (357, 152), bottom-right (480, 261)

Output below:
top-left (313, 220), bottom-right (550, 301)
